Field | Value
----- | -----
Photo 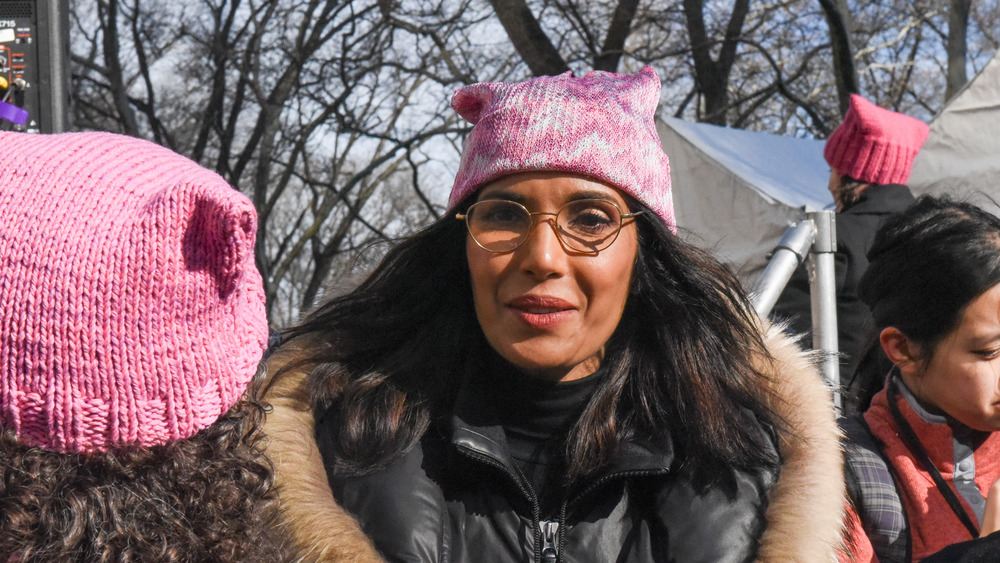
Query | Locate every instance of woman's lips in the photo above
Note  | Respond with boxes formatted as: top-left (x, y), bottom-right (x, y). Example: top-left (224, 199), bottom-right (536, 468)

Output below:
top-left (507, 295), bottom-right (576, 329)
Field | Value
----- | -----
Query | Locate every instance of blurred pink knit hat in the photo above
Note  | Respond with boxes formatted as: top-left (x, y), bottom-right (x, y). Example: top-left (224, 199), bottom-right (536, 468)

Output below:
top-left (448, 66), bottom-right (675, 233)
top-left (824, 94), bottom-right (929, 186)
top-left (0, 131), bottom-right (268, 454)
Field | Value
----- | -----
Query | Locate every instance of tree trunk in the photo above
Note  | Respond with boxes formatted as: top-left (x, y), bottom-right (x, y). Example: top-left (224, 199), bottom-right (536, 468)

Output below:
top-left (487, 0), bottom-right (569, 76)
top-left (945, 0), bottom-right (971, 101)
top-left (682, 0), bottom-right (750, 126)
top-left (818, 0), bottom-right (858, 116)
top-left (98, 0), bottom-right (140, 136)
top-left (593, 0), bottom-right (640, 71)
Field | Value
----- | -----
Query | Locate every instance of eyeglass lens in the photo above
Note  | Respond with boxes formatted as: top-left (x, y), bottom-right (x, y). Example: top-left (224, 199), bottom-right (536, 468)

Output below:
top-left (465, 200), bottom-right (624, 252)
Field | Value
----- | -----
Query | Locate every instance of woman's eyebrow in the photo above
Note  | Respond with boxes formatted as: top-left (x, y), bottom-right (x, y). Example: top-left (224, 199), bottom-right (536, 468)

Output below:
top-left (478, 190), bottom-right (526, 203)
top-left (567, 190), bottom-right (617, 202)
top-left (477, 189), bottom-right (617, 204)
top-left (967, 331), bottom-right (1000, 349)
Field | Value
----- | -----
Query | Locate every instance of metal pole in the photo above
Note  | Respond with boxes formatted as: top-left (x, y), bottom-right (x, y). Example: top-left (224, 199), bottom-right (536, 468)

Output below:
top-left (39, 0), bottom-right (71, 132)
top-left (808, 210), bottom-right (841, 413)
top-left (750, 219), bottom-right (816, 317)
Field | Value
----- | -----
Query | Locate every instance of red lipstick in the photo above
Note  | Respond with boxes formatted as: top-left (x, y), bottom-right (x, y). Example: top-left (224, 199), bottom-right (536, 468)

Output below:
top-left (506, 295), bottom-right (576, 329)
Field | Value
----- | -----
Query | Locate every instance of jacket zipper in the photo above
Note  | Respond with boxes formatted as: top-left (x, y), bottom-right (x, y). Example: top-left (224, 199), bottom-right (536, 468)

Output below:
top-left (539, 520), bottom-right (560, 563)
top-left (456, 445), bottom-right (535, 503)
top-left (568, 468), bottom-right (668, 508)
top-left (458, 446), bottom-right (671, 562)
top-left (457, 445), bottom-right (551, 562)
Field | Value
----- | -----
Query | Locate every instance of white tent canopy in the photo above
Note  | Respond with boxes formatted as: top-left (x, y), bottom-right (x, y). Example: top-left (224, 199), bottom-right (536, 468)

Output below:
top-left (910, 53), bottom-right (1000, 206)
top-left (657, 116), bottom-right (832, 281)
top-left (658, 52), bottom-right (1000, 281)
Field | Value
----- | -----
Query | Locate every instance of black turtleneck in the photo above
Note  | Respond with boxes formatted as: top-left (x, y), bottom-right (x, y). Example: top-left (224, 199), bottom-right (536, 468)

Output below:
top-left (477, 358), bottom-right (605, 514)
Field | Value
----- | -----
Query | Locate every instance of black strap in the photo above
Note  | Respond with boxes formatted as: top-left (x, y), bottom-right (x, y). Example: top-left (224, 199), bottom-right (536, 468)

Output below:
top-left (886, 377), bottom-right (980, 539)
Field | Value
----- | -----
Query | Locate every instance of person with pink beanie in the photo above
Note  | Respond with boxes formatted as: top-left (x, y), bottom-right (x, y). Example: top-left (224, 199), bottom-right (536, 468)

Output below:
top-left (0, 131), bottom-right (290, 560)
top-left (263, 67), bottom-right (845, 562)
top-left (773, 94), bottom-right (929, 412)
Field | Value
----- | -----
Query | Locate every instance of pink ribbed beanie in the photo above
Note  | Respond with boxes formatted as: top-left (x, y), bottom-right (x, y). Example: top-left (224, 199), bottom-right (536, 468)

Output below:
top-left (824, 94), bottom-right (929, 186)
top-left (0, 131), bottom-right (268, 454)
top-left (448, 66), bottom-right (675, 233)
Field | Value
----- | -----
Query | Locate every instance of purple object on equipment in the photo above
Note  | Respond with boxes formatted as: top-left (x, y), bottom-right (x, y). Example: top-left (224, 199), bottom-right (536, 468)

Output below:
top-left (0, 100), bottom-right (28, 126)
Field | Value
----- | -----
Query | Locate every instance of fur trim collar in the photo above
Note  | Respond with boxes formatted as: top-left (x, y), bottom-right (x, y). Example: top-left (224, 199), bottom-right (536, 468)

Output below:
top-left (754, 323), bottom-right (846, 561)
top-left (262, 338), bottom-right (383, 562)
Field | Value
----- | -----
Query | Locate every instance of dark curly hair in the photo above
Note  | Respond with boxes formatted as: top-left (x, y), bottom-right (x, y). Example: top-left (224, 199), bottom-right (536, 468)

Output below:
top-left (0, 390), bottom-right (288, 562)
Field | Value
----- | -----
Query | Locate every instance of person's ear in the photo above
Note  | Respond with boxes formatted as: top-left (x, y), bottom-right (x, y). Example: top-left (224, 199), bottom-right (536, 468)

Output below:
top-left (879, 327), bottom-right (921, 378)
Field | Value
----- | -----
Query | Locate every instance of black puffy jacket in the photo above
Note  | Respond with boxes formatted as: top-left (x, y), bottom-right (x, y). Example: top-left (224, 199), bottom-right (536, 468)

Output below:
top-left (263, 325), bottom-right (847, 562)
top-left (316, 377), bottom-right (778, 562)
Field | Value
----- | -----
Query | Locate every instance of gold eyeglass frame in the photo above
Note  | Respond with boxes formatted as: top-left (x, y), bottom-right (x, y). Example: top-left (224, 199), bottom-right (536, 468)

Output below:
top-left (456, 199), bottom-right (643, 254)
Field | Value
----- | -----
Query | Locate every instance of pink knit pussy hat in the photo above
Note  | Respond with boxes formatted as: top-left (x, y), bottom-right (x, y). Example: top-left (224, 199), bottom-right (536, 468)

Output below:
top-left (824, 94), bottom-right (929, 186)
top-left (449, 66), bottom-right (675, 233)
top-left (0, 131), bottom-right (268, 454)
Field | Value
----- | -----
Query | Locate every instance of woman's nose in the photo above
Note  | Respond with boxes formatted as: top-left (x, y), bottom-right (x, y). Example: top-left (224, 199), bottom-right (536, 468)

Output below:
top-left (516, 218), bottom-right (568, 279)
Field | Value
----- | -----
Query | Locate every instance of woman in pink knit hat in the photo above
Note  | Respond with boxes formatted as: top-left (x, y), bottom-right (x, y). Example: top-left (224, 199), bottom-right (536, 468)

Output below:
top-left (0, 131), bottom-right (291, 561)
top-left (774, 94), bottom-right (929, 411)
top-left (265, 67), bottom-right (845, 562)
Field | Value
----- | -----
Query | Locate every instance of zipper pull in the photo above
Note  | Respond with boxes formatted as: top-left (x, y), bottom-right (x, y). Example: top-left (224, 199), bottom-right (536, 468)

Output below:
top-left (540, 520), bottom-right (559, 563)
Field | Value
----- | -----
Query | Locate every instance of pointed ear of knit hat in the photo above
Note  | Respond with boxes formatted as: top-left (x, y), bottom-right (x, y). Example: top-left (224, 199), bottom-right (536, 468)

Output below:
top-left (448, 66), bottom-right (675, 233)
top-left (0, 131), bottom-right (269, 454)
top-left (823, 94), bottom-right (930, 186)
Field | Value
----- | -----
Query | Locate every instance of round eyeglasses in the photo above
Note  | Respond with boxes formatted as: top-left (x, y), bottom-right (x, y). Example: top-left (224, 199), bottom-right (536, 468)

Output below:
top-left (456, 199), bottom-right (643, 254)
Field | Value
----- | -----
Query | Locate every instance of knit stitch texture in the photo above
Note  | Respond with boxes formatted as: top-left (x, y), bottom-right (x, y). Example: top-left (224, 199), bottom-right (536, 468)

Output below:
top-left (0, 131), bottom-right (268, 454)
top-left (448, 66), bottom-right (675, 233)
top-left (824, 94), bottom-right (929, 186)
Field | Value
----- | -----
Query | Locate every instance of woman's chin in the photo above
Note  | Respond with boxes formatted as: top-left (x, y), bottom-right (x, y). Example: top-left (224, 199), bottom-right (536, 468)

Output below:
top-left (494, 348), bottom-right (600, 382)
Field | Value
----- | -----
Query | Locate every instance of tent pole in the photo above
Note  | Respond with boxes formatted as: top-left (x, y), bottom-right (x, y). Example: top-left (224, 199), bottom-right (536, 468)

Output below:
top-left (750, 219), bottom-right (816, 317)
top-left (750, 212), bottom-right (841, 415)
top-left (807, 211), bottom-right (841, 414)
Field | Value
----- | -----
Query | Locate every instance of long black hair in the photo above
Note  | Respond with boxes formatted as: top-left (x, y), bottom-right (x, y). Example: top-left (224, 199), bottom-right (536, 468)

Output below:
top-left (281, 200), bottom-right (781, 484)
top-left (851, 196), bottom-right (1000, 412)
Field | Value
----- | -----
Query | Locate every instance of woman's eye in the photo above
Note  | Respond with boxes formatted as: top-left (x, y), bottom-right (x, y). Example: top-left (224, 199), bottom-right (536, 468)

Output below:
top-left (565, 205), bottom-right (615, 234)
top-left (974, 348), bottom-right (1000, 359)
top-left (480, 205), bottom-right (526, 227)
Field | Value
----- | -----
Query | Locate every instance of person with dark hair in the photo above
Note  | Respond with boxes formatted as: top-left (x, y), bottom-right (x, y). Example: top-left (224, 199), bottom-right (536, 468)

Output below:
top-left (0, 131), bottom-right (294, 561)
top-left (841, 196), bottom-right (1000, 561)
top-left (773, 95), bottom-right (928, 411)
top-left (265, 67), bottom-right (845, 562)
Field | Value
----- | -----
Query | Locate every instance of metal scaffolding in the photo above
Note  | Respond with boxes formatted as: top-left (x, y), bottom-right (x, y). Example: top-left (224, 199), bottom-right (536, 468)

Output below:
top-left (750, 211), bottom-right (841, 412)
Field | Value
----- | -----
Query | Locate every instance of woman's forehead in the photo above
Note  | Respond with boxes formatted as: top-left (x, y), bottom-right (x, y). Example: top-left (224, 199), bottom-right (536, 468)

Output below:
top-left (477, 172), bottom-right (627, 206)
top-left (954, 283), bottom-right (1000, 343)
